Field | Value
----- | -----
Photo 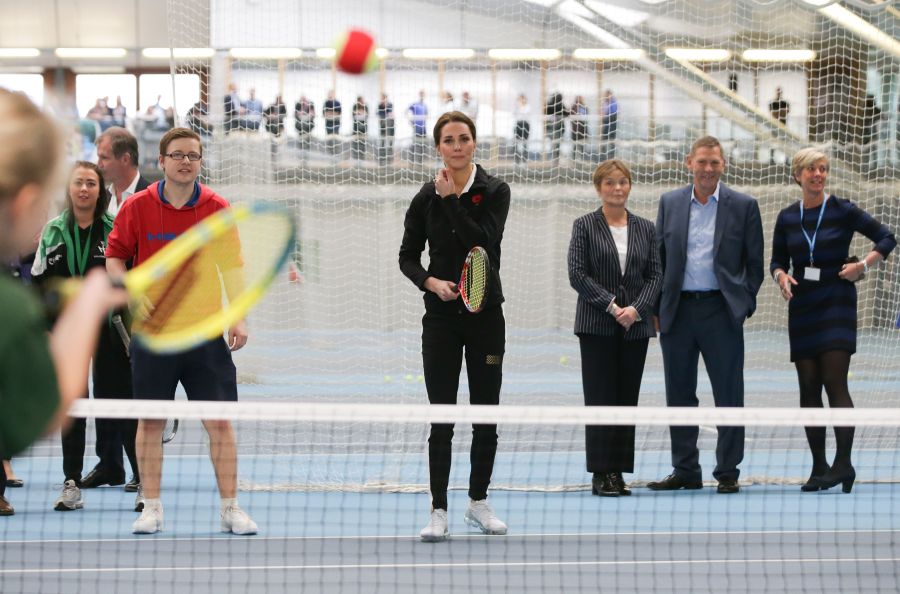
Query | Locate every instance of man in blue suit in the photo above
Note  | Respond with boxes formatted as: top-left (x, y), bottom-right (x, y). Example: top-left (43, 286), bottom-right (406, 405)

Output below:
top-left (650, 136), bottom-right (764, 494)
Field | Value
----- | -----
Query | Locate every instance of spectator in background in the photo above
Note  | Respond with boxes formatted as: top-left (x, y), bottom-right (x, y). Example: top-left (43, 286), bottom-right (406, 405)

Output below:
top-left (861, 94), bottom-right (882, 174)
top-left (601, 90), bottom-right (619, 160)
top-left (408, 90), bottom-right (429, 165)
top-left (514, 93), bottom-right (531, 165)
top-left (769, 87), bottom-right (790, 126)
top-left (112, 96), bottom-right (127, 127)
top-left (441, 91), bottom-right (455, 113)
top-left (768, 87), bottom-right (790, 165)
top-left (186, 100), bottom-right (212, 137)
top-left (224, 83), bottom-right (242, 134)
top-left (460, 91), bottom-right (478, 121)
top-left (351, 96), bottom-right (369, 162)
top-left (147, 95), bottom-right (169, 131)
top-left (377, 93), bottom-right (395, 165)
top-left (544, 92), bottom-right (565, 164)
top-left (570, 95), bottom-right (589, 162)
top-left (323, 90), bottom-right (343, 155)
top-left (294, 95), bottom-right (315, 151)
top-left (86, 98), bottom-right (110, 122)
top-left (242, 88), bottom-right (263, 131)
top-left (264, 95), bottom-right (286, 137)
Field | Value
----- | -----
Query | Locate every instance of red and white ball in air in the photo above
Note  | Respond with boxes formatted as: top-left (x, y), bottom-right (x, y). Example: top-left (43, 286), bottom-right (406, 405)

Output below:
top-left (334, 29), bottom-right (379, 74)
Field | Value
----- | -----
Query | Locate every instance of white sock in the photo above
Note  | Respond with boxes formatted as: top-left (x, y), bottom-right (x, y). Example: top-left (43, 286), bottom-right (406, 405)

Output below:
top-left (221, 497), bottom-right (238, 511)
top-left (143, 498), bottom-right (162, 510)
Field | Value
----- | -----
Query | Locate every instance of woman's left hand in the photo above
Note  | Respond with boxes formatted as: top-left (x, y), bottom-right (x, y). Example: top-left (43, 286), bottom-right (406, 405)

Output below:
top-left (434, 168), bottom-right (455, 198)
top-left (614, 306), bottom-right (639, 330)
top-left (838, 261), bottom-right (864, 283)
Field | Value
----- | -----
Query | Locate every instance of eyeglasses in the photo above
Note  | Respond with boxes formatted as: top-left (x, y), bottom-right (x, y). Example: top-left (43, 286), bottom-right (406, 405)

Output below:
top-left (163, 151), bottom-right (202, 162)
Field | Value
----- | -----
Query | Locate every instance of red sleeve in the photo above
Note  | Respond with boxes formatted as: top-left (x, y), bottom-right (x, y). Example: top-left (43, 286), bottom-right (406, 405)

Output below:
top-left (105, 200), bottom-right (137, 260)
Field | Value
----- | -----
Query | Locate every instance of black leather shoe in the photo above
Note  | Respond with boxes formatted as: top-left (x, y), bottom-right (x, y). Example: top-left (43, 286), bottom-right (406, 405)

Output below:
top-left (800, 466), bottom-right (829, 492)
top-left (5, 478), bottom-right (23, 488)
top-left (0, 495), bottom-right (14, 516)
top-left (609, 472), bottom-right (632, 496)
top-left (591, 473), bottom-right (620, 497)
top-left (124, 475), bottom-right (140, 492)
top-left (80, 467), bottom-right (125, 489)
top-left (647, 473), bottom-right (702, 491)
top-left (716, 477), bottom-right (740, 494)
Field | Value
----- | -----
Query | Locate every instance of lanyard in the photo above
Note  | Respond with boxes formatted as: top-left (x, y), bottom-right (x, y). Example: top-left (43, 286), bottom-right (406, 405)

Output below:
top-left (72, 222), bottom-right (93, 277)
top-left (799, 195), bottom-right (828, 266)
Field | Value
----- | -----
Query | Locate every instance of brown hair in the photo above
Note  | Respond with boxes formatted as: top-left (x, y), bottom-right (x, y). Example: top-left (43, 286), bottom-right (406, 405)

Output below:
top-left (0, 89), bottom-right (64, 205)
top-left (159, 127), bottom-right (202, 156)
top-left (97, 126), bottom-right (139, 167)
top-left (689, 135), bottom-right (723, 157)
top-left (65, 161), bottom-right (111, 221)
top-left (433, 111), bottom-right (476, 146)
top-left (592, 159), bottom-right (633, 189)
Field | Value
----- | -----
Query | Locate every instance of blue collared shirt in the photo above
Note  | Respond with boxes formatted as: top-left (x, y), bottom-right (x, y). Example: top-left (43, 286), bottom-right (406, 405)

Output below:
top-left (682, 183), bottom-right (720, 291)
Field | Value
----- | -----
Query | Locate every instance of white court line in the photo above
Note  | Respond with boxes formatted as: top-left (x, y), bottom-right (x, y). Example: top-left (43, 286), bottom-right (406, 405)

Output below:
top-left (2, 557), bottom-right (899, 575)
top-left (2, 528), bottom-right (899, 545)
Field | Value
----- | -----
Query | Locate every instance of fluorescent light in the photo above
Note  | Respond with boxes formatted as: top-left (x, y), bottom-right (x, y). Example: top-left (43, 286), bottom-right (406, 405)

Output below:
top-left (584, 0), bottom-right (649, 27)
top-left (487, 49), bottom-right (561, 60)
top-left (572, 48), bottom-right (644, 60)
top-left (142, 48), bottom-right (215, 59)
top-left (523, 0), bottom-right (563, 6)
top-left (55, 48), bottom-right (127, 59)
top-left (665, 48), bottom-right (731, 62)
top-left (819, 3), bottom-right (900, 58)
top-left (0, 48), bottom-right (40, 58)
top-left (72, 66), bottom-right (126, 74)
top-left (402, 48), bottom-right (475, 60)
top-left (229, 48), bottom-right (303, 59)
top-left (375, 48), bottom-right (390, 59)
top-left (316, 48), bottom-right (336, 59)
top-left (742, 49), bottom-right (816, 62)
top-left (801, 0), bottom-right (833, 6)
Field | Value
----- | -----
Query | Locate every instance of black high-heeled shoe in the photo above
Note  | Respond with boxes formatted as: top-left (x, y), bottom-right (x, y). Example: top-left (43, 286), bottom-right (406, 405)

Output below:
top-left (800, 466), bottom-right (829, 492)
top-left (811, 465), bottom-right (856, 493)
top-left (591, 473), bottom-right (619, 497)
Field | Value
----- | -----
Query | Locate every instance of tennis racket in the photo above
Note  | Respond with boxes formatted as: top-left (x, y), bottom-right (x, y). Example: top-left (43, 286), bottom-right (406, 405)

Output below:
top-left (162, 419), bottom-right (179, 444)
top-left (458, 246), bottom-right (490, 313)
top-left (55, 202), bottom-right (297, 353)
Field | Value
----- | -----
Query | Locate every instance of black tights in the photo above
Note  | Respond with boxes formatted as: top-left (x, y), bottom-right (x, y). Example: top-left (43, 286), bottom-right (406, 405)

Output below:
top-left (795, 350), bottom-right (855, 474)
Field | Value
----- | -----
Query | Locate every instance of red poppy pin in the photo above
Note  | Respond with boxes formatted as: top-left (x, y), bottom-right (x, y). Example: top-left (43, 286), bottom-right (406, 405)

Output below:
top-left (471, 194), bottom-right (483, 205)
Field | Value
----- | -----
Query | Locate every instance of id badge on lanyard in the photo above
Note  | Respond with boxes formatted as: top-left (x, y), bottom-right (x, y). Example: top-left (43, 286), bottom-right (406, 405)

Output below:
top-left (800, 196), bottom-right (827, 282)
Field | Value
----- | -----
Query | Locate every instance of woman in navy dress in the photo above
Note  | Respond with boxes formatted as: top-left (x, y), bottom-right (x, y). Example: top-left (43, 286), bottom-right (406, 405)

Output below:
top-left (770, 148), bottom-right (896, 493)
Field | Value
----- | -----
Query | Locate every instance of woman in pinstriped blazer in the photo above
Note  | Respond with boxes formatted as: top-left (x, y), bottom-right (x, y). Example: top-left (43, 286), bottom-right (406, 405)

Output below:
top-left (567, 160), bottom-right (662, 497)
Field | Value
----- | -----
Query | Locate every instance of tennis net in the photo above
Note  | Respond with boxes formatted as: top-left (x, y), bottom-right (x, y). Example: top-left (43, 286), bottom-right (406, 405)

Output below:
top-left (2, 399), bottom-right (898, 593)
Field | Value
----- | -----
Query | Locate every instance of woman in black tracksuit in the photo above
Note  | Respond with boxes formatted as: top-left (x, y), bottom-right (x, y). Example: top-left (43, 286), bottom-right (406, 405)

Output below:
top-left (32, 162), bottom-right (137, 510)
top-left (399, 111), bottom-right (510, 542)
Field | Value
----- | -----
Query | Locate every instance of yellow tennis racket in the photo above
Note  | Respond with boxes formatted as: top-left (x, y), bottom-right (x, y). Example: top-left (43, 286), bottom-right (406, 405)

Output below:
top-left (56, 202), bottom-right (296, 353)
top-left (458, 246), bottom-right (490, 313)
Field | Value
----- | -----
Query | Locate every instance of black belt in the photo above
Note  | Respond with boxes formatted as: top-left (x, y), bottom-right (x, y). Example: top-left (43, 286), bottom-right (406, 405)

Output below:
top-left (681, 290), bottom-right (721, 300)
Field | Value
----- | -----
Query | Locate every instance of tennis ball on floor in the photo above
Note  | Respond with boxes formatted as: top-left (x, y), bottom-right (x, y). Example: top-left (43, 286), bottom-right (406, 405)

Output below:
top-left (847, 371), bottom-right (854, 379)
top-left (405, 374), bottom-right (414, 382)
top-left (417, 374), bottom-right (425, 383)
top-left (559, 355), bottom-right (569, 365)
top-left (334, 29), bottom-right (379, 74)
top-left (383, 375), bottom-right (393, 383)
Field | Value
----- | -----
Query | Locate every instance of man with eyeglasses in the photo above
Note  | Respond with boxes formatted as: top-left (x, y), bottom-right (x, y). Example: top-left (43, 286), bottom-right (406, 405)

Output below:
top-left (105, 127), bottom-right (257, 536)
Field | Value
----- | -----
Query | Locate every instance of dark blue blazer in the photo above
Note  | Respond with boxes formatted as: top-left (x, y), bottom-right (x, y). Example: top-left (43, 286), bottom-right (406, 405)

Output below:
top-left (655, 183), bottom-right (764, 333)
top-left (568, 208), bottom-right (662, 339)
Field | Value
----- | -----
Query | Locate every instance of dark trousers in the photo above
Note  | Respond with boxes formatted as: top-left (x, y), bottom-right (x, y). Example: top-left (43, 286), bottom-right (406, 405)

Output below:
top-left (0, 457), bottom-right (6, 497)
top-left (93, 327), bottom-right (138, 478)
top-left (62, 414), bottom-right (87, 482)
top-left (659, 293), bottom-right (745, 481)
top-left (579, 331), bottom-right (649, 474)
top-left (422, 307), bottom-right (505, 510)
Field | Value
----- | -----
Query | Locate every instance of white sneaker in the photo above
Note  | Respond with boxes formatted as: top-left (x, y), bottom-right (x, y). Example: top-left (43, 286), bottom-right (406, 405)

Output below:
top-left (132, 502), bottom-right (163, 534)
top-left (464, 498), bottom-right (507, 535)
top-left (134, 486), bottom-right (145, 512)
top-left (419, 509), bottom-right (449, 542)
top-left (221, 505), bottom-right (258, 535)
top-left (53, 480), bottom-right (83, 511)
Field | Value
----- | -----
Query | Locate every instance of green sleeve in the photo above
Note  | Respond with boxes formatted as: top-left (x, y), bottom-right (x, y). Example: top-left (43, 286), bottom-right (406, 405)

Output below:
top-left (0, 281), bottom-right (60, 457)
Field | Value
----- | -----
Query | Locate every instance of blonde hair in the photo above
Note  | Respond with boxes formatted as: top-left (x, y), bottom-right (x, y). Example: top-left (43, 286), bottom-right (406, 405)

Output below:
top-left (0, 89), bottom-right (64, 204)
top-left (791, 147), bottom-right (829, 186)
top-left (592, 159), bottom-right (632, 189)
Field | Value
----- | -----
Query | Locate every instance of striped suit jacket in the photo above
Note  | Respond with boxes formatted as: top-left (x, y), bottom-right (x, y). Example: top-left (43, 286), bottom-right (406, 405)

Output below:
top-left (568, 208), bottom-right (662, 339)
